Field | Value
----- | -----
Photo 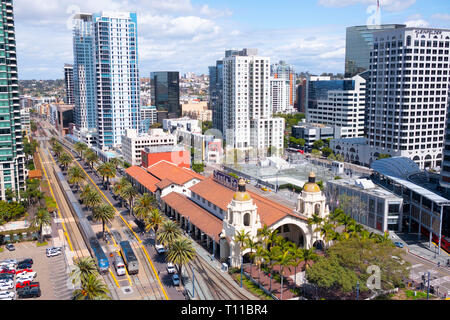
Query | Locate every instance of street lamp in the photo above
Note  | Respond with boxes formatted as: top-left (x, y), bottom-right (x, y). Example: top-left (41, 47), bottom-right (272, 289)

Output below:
top-left (240, 255), bottom-right (243, 288)
top-left (191, 265), bottom-right (196, 299)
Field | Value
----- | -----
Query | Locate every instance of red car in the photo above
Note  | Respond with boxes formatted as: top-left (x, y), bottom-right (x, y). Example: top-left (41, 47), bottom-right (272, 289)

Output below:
top-left (16, 268), bottom-right (33, 275)
top-left (0, 268), bottom-right (15, 274)
top-left (16, 281), bottom-right (39, 289)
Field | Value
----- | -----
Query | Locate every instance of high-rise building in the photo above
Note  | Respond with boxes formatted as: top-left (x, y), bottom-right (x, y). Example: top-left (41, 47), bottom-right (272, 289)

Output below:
top-left (93, 12), bottom-right (140, 150)
top-left (151, 71), bottom-right (180, 120)
top-left (270, 77), bottom-right (290, 114)
top-left (367, 27), bottom-right (450, 169)
top-left (296, 79), bottom-right (307, 113)
top-left (64, 64), bottom-right (74, 105)
top-left (345, 24), bottom-right (406, 78)
top-left (0, 0), bottom-right (26, 199)
top-left (222, 49), bottom-right (284, 154)
top-left (209, 60), bottom-right (224, 133)
top-left (73, 14), bottom-right (97, 131)
top-left (271, 60), bottom-right (296, 108)
top-left (306, 74), bottom-right (366, 138)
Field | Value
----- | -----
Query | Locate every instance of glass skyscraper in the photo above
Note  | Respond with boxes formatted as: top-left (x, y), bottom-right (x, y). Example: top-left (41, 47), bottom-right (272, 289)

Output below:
top-left (209, 60), bottom-right (223, 133)
top-left (345, 24), bottom-right (406, 78)
top-left (151, 71), bottom-right (180, 120)
top-left (73, 12), bottom-right (141, 150)
top-left (0, 0), bottom-right (25, 199)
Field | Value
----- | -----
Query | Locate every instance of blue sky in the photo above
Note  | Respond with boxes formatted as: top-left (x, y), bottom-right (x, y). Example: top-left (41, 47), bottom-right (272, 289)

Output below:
top-left (13, 0), bottom-right (450, 79)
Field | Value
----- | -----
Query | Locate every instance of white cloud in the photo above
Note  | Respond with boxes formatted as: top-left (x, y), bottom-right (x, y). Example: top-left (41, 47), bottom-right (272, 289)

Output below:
top-left (318, 0), bottom-right (416, 12)
top-left (432, 13), bottom-right (450, 21)
top-left (405, 19), bottom-right (429, 28)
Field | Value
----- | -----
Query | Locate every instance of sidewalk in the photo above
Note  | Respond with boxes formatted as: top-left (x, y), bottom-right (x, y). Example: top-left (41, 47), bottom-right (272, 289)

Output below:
top-left (391, 232), bottom-right (450, 267)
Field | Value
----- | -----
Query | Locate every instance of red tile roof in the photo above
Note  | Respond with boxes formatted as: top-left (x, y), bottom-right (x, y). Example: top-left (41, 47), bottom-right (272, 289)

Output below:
top-left (189, 177), bottom-right (305, 226)
top-left (147, 160), bottom-right (205, 185)
top-left (125, 166), bottom-right (160, 193)
top-left (155, 178), bottom-right (174, 190)
top-left (162, 192), bottom-right (223, 240)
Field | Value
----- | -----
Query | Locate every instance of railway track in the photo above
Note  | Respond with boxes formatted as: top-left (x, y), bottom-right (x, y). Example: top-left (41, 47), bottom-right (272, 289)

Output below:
top-left (189, 255), bottom-right (251, 300)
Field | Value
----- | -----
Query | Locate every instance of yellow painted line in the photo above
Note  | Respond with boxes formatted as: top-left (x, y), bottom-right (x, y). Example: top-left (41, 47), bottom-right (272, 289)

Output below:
top-left (141, 244), bottom-right (169, 300)
top-left (431, 242), bottom-right (450, 257)
top-left (59, 141), bottom-right (168, 297)
top-left (37, 148), bottom-right (74, 252)
top-left (108, 268), bottom-right (120, 288)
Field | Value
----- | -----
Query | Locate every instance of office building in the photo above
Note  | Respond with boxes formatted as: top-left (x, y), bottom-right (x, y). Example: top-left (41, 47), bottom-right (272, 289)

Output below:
top-left (151, 71), bottom-right (180, 120)
top-left (326, 178), bottom-right (404, 232)
top-left (366, 27), bottom-right (449, 169)
top-left (64, 64), bottom-right (74, 104)
top-left (0, 0), bottom-right (26, 200)
top-left (292, 123), bottom-right (343, 150)
top-left (271, 60), bottom-right (296, 108)
top-left (222, 48), bottom-right (284, 155)
top-left (296, 79), bottom-right (307, 112)
top-left (345, 24), bottom-right (406, 77)
top-left (306, 74), bottom-right (366, 138)
top-left (271, 77), bottom-right (294, 114)
top-left (121, 129), bottom-right (176, 166)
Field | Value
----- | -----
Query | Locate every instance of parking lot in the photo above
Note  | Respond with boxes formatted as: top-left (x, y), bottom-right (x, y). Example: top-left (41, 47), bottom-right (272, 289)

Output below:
top-left (0, 242), bottom-right (73, 300)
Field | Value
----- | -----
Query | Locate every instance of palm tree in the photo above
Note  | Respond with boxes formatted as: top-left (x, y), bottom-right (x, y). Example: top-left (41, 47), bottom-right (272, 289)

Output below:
top-left (97, 162), bottom-right (116, 190)
top-left (135, 193), bottom-right (157, 221)
top-left (289, 244), bottom-right (305, 289)
top-left (92, 204), bottom-right (115, 239)
top-left (144, 208), bottom-right (165, 238)
top-left (58, 152), bottom-right (72, 172)
top-left (299, 248), bottom-right (318, 271)
top-left (307, 213), bottom-right (323, 245)
top-left (68, 165), bottom-right (85, 192)
top-left (80, 184), bottom-right (92, 204)
top-left (234, 229), bottom-right (250, 266)
top-left (338, 213), bottom-right (354, 233)
top-left (245, 236), bottom-right (260, 277)
top-left (70, 257), bottom-right (99, 286)
top-left (267, 228), bottom-right (280, 249)
top-left (85, 150), bottom-right (99, 171)
top-left (157, 219), bottom-right (182, 247)
top-left (72, 274), bottom-right (110, 300)
top-left (32, 208), bottom-right (52, 242)
top-left (84, 190), bottom-right (102, 211)
top-left (274, 244), bottom-right (295, 300)
top-left (74, 142), bottom-right (88, 160)
top-left (315, 221), bottom-right (335, 249)
top-left (166, 237), bottom-right (196, 285)
top-left (257, 224), bottom-right (272, 249)
top-left (109, 157), bottom-right (122, 171)
top-left (120, 184), bottom-right (138, 216)
top-left (52, 142), bottom-right (63, 157)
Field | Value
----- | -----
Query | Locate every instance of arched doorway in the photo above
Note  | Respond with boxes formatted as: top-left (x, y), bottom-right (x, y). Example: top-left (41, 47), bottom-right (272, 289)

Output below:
top-left (313, 240), bottom-right (324, 251)
top-left (275, 223), bottom-right (306, 248)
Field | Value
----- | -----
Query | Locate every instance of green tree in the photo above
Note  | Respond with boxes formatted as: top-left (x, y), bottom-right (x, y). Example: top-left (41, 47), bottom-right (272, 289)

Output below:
top-left (52, 142), bottom-right (63, 158)
top-left (166, 237), bottom-right (196, 285)
top-left (378, 153), bottom-right (391, 160)
top-left (74, 142), bottom-right (88, 160)
top-left (70, 257), bottom-right (99, 286)
top-left (313, 139), bottom-right (324, 150)
top-left (92, 204), bottom-right (115, 239)
top-left (58, 152), bottom-right (72, 172)
top-left (72, 274), bottom-right (111, 300)
top-left (68, 165), bottom-right (86, 192)
top-left (83, 190), bottom-right (102, 211)
top-left (144, 208), bottom-right (165, 237)
top-left (157, 219), bottom-right (182, 247)
top-left (85, 150), bottom-right (99, 170)
top-left (97, 162), bottom-right (116, 189)
top-left (273, 242), bottom-right (295, 299)
top-left (321, 147), bottom-right (333, 158)
top-left (299, 248), bottom-right (318, 271)
top-left (192, 163), bottom-right (205, 174)
top-left (31, 208), bottom-right (52, 242)
top-left (311, 149), bottom-right (321, 158)
top-left (120, 184), bottom-right (138, 216)
top-left (135, 193), bottom-right (157, 221)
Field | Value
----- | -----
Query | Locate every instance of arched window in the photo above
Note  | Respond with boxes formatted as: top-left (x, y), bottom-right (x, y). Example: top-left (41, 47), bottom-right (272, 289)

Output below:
top-left (243, 213), bottom-right (251, 226)
top-left (407, 35), bottom-right (411, 46)
top-left (315, 204), bottom-right (321, 215)
top-left (300, 200), bottom-right (305, 213)
top-left (229, 211), bottom-right (234, 224)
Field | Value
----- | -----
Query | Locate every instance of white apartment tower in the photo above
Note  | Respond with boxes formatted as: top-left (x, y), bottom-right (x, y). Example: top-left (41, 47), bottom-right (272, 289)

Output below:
top-left (222, 49), bottom-right (284, 155)
top-left (271, 77), bottom-right (293, 114)
top-left (367, 27), bottom-right (450, 169)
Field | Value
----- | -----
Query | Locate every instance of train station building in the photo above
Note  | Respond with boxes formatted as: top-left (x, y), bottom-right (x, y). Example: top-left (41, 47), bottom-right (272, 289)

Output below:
top-left (125, 161), bottom-right (330, 267)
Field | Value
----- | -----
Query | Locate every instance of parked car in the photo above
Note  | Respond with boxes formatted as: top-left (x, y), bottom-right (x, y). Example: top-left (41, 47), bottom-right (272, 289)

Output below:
top-left (0, 290), bottom-right (15, 300)
top-left (18, 259), bottom-right (33, 266)
top-left (16, 281), bottom-right (39, 290)
top-left (0, 259), bottom-right (17, 265)
top-left (172, 274), bottom-right (180, 286)
top-left (0, 281), bottom-right (14, 291)
top-left (5, 244), bottom-right (15, 251)
top-left (166, 263), bottom-right (176, 274)
top-left (16, 272), bottom-right (37, 282)
top-left (394, 241), bottom-right (404, 248)
top-left (0, 274), bottom-right (14, 281)
top-left (155, 244), bottom-right (166, 254)
top-left (0, 279), bottom-right (13, 286)
top-left (17, 262), bottom-right (32, 270)
top-left (0, 268), bottom-right (16, 274)
top-left (17, 286), bottom-right (41, 299)
top-left (16, 268), bottom-right (33, 275)
top-left (46, 248), bottom-right (61, 257)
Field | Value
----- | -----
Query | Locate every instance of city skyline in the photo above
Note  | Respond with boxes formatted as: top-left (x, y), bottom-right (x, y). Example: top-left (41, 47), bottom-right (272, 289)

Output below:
top-left (13, 0), bottom-right (450, 80)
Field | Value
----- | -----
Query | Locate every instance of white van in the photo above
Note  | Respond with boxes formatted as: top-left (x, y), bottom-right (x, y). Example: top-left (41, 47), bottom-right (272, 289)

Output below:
top-left (114, 254), bottom-right (126, 276)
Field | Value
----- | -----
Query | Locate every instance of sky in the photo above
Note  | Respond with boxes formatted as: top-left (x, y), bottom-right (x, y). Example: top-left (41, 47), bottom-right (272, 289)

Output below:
top-left (13, 0), bottom-right (450, 80)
